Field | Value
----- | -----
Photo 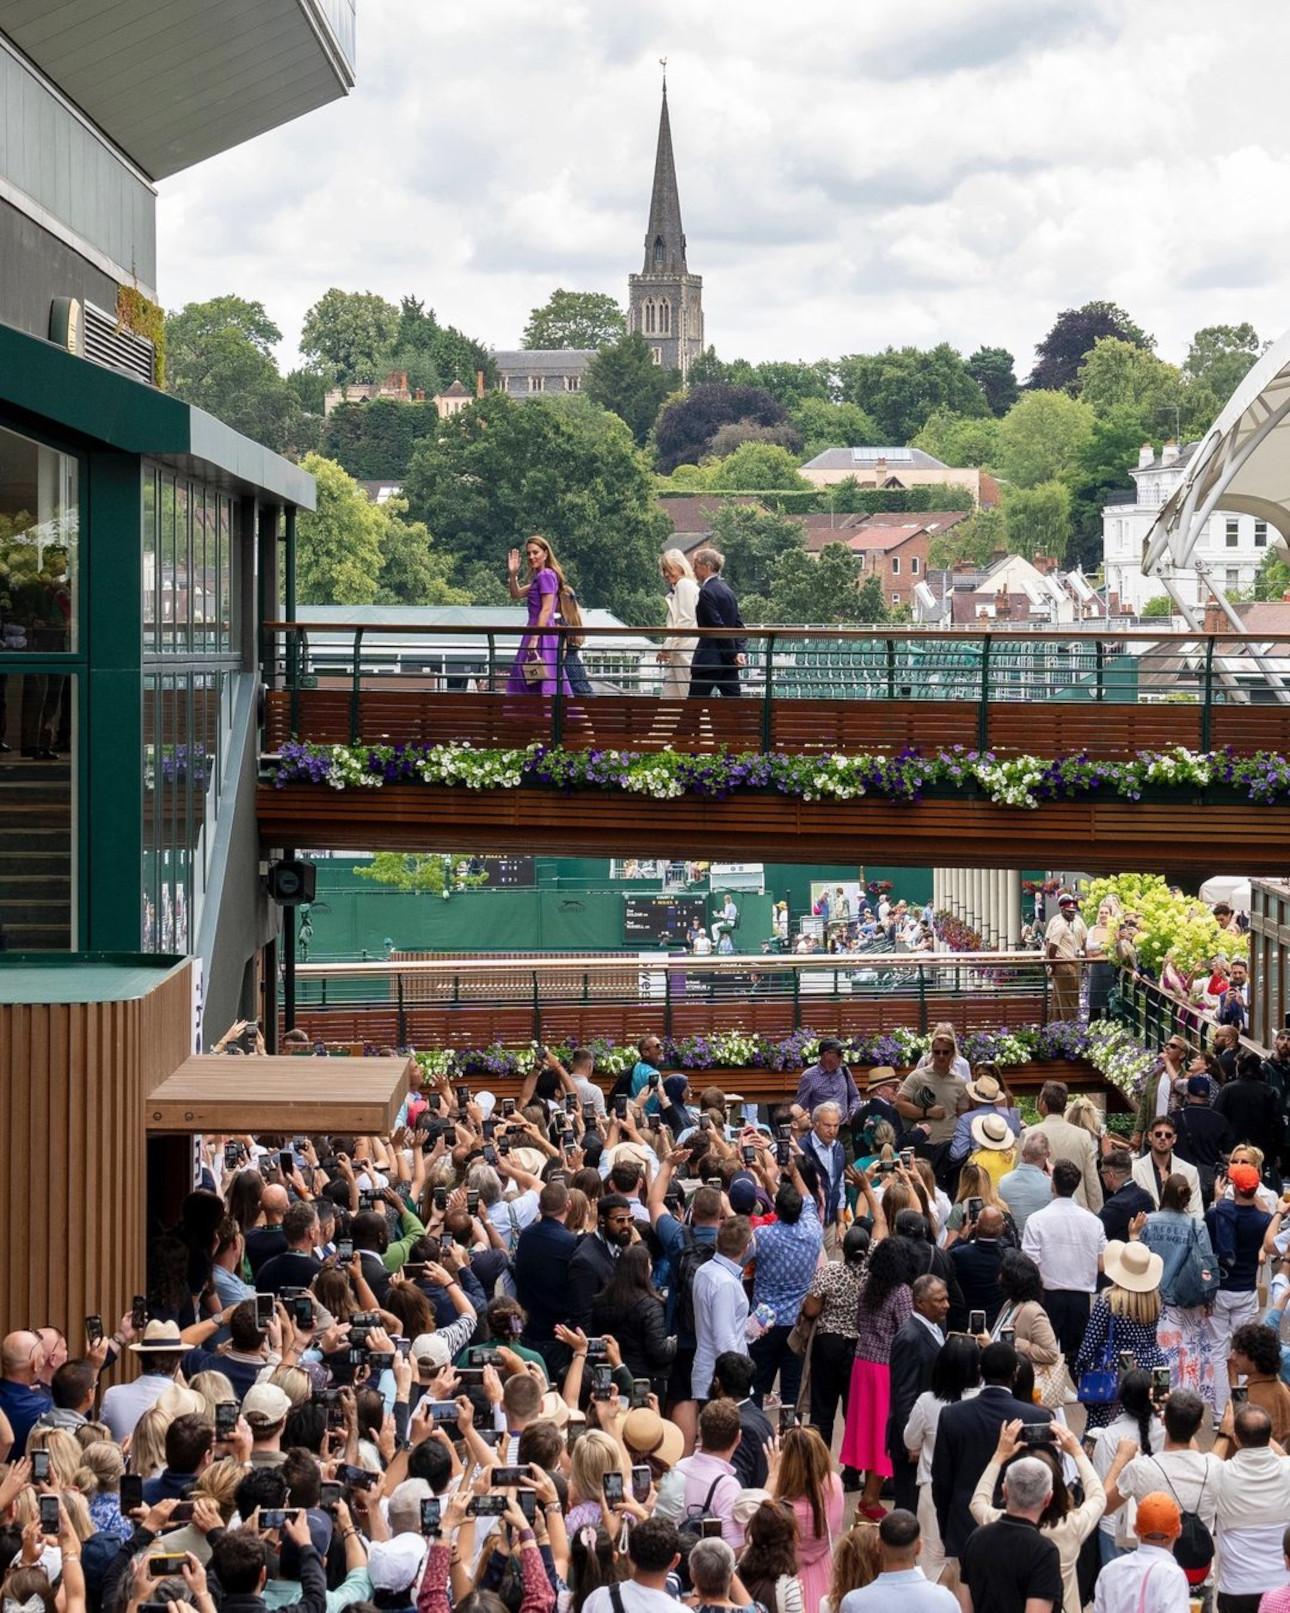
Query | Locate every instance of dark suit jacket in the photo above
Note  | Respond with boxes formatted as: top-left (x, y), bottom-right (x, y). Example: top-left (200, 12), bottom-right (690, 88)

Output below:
top-left (566, 1233), bottom-right (618, 1329)
top-left (887, 1315), bottom-right (942, 1463)
top-left (932, 1384), bottom-right (1054, 1557)
top-left (946, 1238), bottom-right (1006, 1332)
top-left (903, 1238), bottom-right (965, 1321)
top-left (514, 1216), bottom-right (579, 1341)
top-left (1099, 1181), bottom-right (1156, 1243)
top-left (693, 575), bottom-right (746, 665)
top-left (733, 1397), bottom-right (774, 1488)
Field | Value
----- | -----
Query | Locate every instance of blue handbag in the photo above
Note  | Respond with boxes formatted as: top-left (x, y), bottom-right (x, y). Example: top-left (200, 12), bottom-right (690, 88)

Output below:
top-left (1076, 1312), bottom-right (1120, 1405)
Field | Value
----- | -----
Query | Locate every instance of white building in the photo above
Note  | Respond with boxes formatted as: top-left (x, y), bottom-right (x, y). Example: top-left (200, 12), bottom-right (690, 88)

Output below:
top-left (1102, 440), bottom-right (1270, 613)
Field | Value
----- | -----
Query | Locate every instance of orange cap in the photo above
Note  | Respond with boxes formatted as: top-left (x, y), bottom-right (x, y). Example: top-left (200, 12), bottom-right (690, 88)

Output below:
top-left (1229, 1163), bottom-right (1261, 1194)
top-left (1135, 1492), bottom-right (1181, 1538)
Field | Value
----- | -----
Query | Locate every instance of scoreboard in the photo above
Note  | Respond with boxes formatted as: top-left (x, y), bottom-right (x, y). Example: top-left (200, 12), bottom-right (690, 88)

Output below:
top-left (624, 893), bottom-right (707, 945)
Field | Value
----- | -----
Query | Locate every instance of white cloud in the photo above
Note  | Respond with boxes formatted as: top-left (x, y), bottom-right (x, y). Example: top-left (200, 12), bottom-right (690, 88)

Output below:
top-left (156, 0), bottom-right (1290, 381)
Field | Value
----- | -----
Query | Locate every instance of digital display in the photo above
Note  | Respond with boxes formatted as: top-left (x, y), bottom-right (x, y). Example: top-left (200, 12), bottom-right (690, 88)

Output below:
top-left (624, 894), bottom-right (707, 945)
top-left (456, 856), bottom-right (535, 888)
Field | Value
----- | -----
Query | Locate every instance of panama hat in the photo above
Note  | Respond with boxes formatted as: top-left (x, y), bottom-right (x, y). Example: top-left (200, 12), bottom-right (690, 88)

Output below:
top-left (129, 1320), bottom-right (183, 1352)
top-left (970, 1112), bottom-right (1015, 1153)
top-left (866, 1065), bottom-right (898, 1089)
top-left (622, 1406), bottom-right (684, 1468)
top-left (1103, 1238), bottom-right (1164, 1293)
top-left (965, 1071), bottom-right (1005, 1105)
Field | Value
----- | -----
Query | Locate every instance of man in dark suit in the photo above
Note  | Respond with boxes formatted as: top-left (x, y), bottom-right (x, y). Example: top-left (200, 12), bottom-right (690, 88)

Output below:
top-left (712, 1351), bottom-right (774, 1488)
top-left (514, 1181), bottom-right (579, 1378)
top-left (566, 1194), bottom-right (635, 1329)
top-left (1098, 1148), bottom-right (1157, 1240)
top-left (689, 547), bottom-right (746, 698)
top-left (887, 1274), bottom-right (947, 1512)
top-left (932, 1341), bottom-right (1053, 1559)
top-left (946, 1206), bottom-right (1008, 1331)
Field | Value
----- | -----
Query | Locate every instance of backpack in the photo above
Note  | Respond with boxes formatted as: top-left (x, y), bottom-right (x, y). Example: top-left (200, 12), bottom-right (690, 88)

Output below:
top-left (1149, 1457), bottom-right (1214, 1580)
top-left (1168, 1220), bottom-right (1219, 1310)
top-left (673, 1231), bottom-right (717, 1346)
top-left (675, 1472), bottom-right (727, 1589)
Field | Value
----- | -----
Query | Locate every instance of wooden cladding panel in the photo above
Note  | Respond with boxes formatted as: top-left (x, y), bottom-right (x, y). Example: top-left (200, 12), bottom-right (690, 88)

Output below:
top-left (145, 1054), bottom-right (412, 1135)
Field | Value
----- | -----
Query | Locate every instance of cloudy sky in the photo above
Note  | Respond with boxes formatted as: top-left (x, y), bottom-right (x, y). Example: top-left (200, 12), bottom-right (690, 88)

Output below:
top-left (157, 0), bottom-right (1290, 379)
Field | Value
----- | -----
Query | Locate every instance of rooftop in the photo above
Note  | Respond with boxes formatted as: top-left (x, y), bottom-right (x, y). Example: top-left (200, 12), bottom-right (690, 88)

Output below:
top-left (801, 446), bottom-right (949, 471)
top-left (0, 952), bottom-right (186, 1004)
top-left (492, 349), bottom-right (596, 372)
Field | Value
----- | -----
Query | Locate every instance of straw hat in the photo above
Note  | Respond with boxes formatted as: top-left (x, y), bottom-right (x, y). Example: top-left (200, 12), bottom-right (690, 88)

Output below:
top-left (965, 1071), bottom-right (1005, 1106)
top-left (129, 1320), bottom-right (184, 1353)
top-left (1102, 1239), bottom-right (1164, 1293)
top-left (622, 1406), bottom-right (684, 1468)
top-left (970, 1112), bottom-right (1015, 1153)
top-left (866, 1065), bottom-right (898, 1090)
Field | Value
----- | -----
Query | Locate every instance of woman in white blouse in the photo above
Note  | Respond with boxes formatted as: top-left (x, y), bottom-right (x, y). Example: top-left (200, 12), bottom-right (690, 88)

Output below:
top-left (658, 548), bottom-right (700, 696)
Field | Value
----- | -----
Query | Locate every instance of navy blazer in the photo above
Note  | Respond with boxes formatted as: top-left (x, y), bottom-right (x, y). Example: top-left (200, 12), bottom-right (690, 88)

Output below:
top-left (887, 1315), bottom-right (942, 1462)
top-left (513, 1216), bottom-right (579, 1340)
top-left (932, 1384), bottom-right (1054, 1557)
top-left (693, 575), bottom-right (746, 664)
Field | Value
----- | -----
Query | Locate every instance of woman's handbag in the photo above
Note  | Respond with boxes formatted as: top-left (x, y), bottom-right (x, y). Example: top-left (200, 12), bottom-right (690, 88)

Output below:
top-left (993, 1304), bottom-right (1072, 1409)
top-left (1076, 1312), bottom-right (1120, 1405)
top-left (787, 1311), bottom-right (816, 1358)
top-left (519, 648), bottom-right (546, 686)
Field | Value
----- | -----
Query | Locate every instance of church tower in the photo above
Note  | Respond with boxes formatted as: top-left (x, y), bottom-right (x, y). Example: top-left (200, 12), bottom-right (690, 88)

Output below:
top-left (627, 74), bottom-right (703, 380)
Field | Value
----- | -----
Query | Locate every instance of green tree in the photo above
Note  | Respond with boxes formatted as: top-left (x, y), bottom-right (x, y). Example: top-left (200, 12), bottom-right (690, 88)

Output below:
top-left (354, 854), bottom-right (490, 895)
top-left (995, 390), bottom-right (1095, 487)
top-left (746, 542), bottom-right (890, 625)
top-left (708, 420), bottom-right (803, 459)
top-left (789, 398), bottom-right (881, 460)
top-left (401, 394), bottom-right (669, 622)
top-left (285, 366), bottom-right (328, 417)
top-left (583, 333), bottom-right (678, 446)
top-left (1065, 402), bottom-right (1151, 570)
top-left (706, 504), bottom-right (806, 600)
top-left (321, 398), bottom-right (442, 481)
top-left (456, 561), bottom-right (513, 606)
top-left (856, 574), bottom-right (890, 622)
top-left (706, 443), bottom-right (810, 491)
top-left (1184, 322), bottom-right (1263, 403)
top-left (1139, 594), bottom-right (1174, 617)
top-left (522, 289), bottom-right (626, 349)
top-left (374, 499), bottom-right (469, 607)
top-left (300, 288), bottom-right (400, 384)
top-left (912, 408), bottom-right (1001, 468)
top-left (165, 296), bottom-right (310, 453)
top-left (687, 347), bottom-right (729, 384)
top-left (835, 344), bottom-right (988, 442)
top-left (1002, 480), bottom-right (1073, 561)
top-left (928, 505), bottom-right (1006, 569)
top-left (391, 296), bottom-right (495, 391)
top-left (296, 453), bottom-right (386, 604)
top-left (728, 359), bottom-right (835, 410)
top-left (1028, 300), bottom-right (1152, 392)
top-left (1255, 546), bottom-right (1290, 601)
top-left (1076, 337), bottom-right (1184, 428)
top-left (966, 346), bottom-right (1019, 415)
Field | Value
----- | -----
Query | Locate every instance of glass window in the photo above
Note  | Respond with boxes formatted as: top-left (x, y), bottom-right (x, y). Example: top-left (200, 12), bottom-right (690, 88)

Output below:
top-left (1255, 520), bottom-right (1268, 548)
top-left (142, 465), bottom-right (157, 652)
top-left (1226, 567), bottom-right (1241, 586)
top-left (910, 556), bottom-right (920, 575)
top-left (1226, 518), bottom-right (1239, 547)
top-left (890, 557), bottom-right (901, 575)
top-left (0, 672), bottom-right (77, 945)
top-left (0, 423), bottom-right (77, 655)
top-left (527, 375), bottom-right (543, 393)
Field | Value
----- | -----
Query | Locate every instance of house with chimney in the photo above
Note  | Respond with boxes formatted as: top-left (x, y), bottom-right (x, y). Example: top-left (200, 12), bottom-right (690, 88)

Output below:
top-left (798, 446), bottom-right (1000, 507)
top-left (918, 552), bottom-right (1107, 626)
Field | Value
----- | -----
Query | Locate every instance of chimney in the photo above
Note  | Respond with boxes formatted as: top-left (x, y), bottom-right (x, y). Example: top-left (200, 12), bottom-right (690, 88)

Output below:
top-left (1033, 553), bottom-right (1056, 575)
top-left (1202, 600), bottom-right (1225, 633)
top-left (413, 387), bottom-right (425, 401)
top-left (990, 547), bottom-right (1007, 563)
top-left (1282, 590), bottom-right (1290, 603)
top-left (475, 369), bottom-right (486, 398)
top-left (954, 559), bottom-right (975, 575)
top-left (995, 587), bottom-right (1011, 619)
top-left (1138, 442), bottom-right (1154, 469)
top-left (1108, 590), bottom-right (1121, 615)
top-left (1161, 439), bottom-right (1179, 466)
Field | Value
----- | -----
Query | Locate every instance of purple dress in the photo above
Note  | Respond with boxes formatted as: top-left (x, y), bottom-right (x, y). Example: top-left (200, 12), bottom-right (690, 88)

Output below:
top-left (506, 568), bottom-right (571, 696)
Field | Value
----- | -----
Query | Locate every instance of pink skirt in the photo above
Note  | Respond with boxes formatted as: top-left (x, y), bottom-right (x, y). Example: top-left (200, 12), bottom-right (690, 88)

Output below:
top-left (840, 1356), bottom-right (891, 1474)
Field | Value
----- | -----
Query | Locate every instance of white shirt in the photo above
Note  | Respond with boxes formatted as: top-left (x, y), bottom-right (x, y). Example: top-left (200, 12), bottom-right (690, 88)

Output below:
top-left (486, 1187), bottom-right (539, 1252)
top-left (1089, 1415), bottom-right (1165, 1543)
top-left (101, 1372), bottom-right (175, 1441)
top-left (904, 1386), bottom-right (980, 1485)
top-left (691, 1252), bottom-right (750, 1399)
top-left (1020, 1195), bottom-right (1106, 1291)
top-left (1092, 1544), bottom-right (1189, 1613)
top-left (583, 1584), bottom-right (678, 1613)
top-left (1117, 1448), bottom-right (1222, 1535)
top-left (1215, 1446), bottom-right (1290, 1595)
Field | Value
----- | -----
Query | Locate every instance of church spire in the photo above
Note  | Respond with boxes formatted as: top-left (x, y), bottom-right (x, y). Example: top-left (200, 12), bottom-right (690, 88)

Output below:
top-left (642, 73), bottom-right (687, 276)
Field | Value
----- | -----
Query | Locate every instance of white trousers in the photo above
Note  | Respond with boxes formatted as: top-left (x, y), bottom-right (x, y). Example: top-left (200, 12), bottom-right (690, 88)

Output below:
top-left (1209, 1287), bottom-right (1259, 1418)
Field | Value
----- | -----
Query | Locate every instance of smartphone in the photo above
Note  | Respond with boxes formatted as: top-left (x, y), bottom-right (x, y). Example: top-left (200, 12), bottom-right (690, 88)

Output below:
top-left (368, 1352), bottom-right (395, 1371)
top-left (31, 1450), bottom-right (50, 1483)
top-left (1152, 1366), bottom-right (1171, 1396)
top-left (700, 1517), bottom-right (724, 1539)
top-left (468, 1346), bottom-right (503, 1367)
top-left (631, 1463), bottom-right (652, 1504)
top-left (566, 1420), bottom-right (586, 1454)
top-left (358, 1192), bottom-right (375, 1212)
top-left (429, 1401), bottom-right (460, 1423)
top-left (342, 1464), bottom-right (380, 1491)
top-left (518, 1490), bottom-right (537, 1523)
top-left (564, 1094), bottom-right (578, 1115)
top-left (900, 1148), bottom-right (914, 1169)
top-left (602, 1472), bottom-right (624, 1504)
top-left (498, 1136), bottom-right (512, 1155)
top-left (630, 1378), bottom-right (651, 1408)
top-left (1020, 1423), bottom-right (1053, 1447)
top-left (293, 1295), bottom-right (314, 1330)
top-left (741, 1145), bottom-right (756, 1164)
top-left (1000, 1327), bottom-right (1016, 1346)
top-left (1232, 1384), bottom-right (1249, 1405)
top-left (969, 1310), bottom-right (986, 1336)
top-left (699, 1115), bottom-right (712, 1133)
top-left (433, 1186), bottom-right (448, 1211)
top-left (216, 1401), bottom-right (239, 1437)
top-left (170, 1502), bottom-right (195, 1524)
top-left (585, 1337), bottom-right (608, 1360)
top-left (254, 1293), bottom-right (274, 1330)
top-left (466, 1190), bottom-right (480, 1215)
top-left (336, 1237), bottom-right (354, 1262)
top-left (320, 1481), bottom-right (343, 1511)
top-left (705, 1176), bottom-right (722, 1191)
top-left (85, 1314), bottom-right (104, 1345)
top-left (482, 1119), bottom-right (497, 1140)
top-left (455, 1085), bottom-right (471, 1109)
top-left (776, 1139), bottom-right (791, 1167)
top-left (476, 1428), bottom-right (503, 1447)
top-left (260, 1509), bottom-right (297, 1530)
top-left (148, 1555), bottom-right (189, 1577)
top-left (966, 1197), bottom-right (983, 1221)
top-left (592, 1364), bottom-right (613, 1401)
top-left (420, 1497), bottom-right (441, 1536)
top-left (120, 1473), bottom-right (144, 1514)
top-left (483, 1145), bottom-right (498, 1167)
top-left (502, 1098), bottom-right (516, 1117)
top-left (132, 1294), bottom-right (148, 1331)
top-left (614, 1095), bottom-right (628, 1121)
top-left (224, 1140), bottom-right (241, 1168)
top-left (493, 1466), bottom-right (530, 1487)
top-left (457, 1367), bottom-right (486, 1386)
top-left (39, 1496), bottom-right (59, 1536)
top-left (443, 1125), bottom-right (458, 1147)
top-left (1118, 1351), bottom-right (1136, 1373)
top-left (778, 1407), bottom-right (799, 1434)
top-left (469, 1496), bottom-right (508, 1517)
top-left (279, 1150), bottom-right (294, 1174)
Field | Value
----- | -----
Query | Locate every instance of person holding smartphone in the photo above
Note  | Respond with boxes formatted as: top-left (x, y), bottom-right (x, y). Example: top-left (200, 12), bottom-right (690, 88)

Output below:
top-left (253, 1203), bottom-right (324, 1296)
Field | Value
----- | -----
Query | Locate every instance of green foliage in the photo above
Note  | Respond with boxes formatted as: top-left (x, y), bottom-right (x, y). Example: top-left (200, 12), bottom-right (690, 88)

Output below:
top-left (836, 344), bottom-right (988, 442)
top-left (707, 420), bottom-right (803, 459)
top-left (706, 503), bottom-right (806, 600)
top-left (996, 390), bottom-right (1095, 488)
top-left (354, 853), bottom-right (489, 896)
top-left (1076, 338), bottom-right (1184, 429)
top-left (826, 480), bottom-right (972, 515)
top-left (456, 562), bottom-right (512, 606)
top-left (1184, 323), bottom-right (1263, 403)
top-left (165, 296), bottom-right (313, 455)
top-left (1003, 480), bottom-right (1072, 561)
top-left (286, 367), bottom-right (329, 416)
top-left (790, 398), bottom-right (881, 460)
top-left (1255, 546), bottom-right (1290, 602)
top-left (391, 296), bottom-right (496, 391)
top-left (320, 398), bottom-right (440, 480)
top-left (912, 408), bottom-right (1001, 468)
top-left (722, 359), bottom-right (836, 410)
top-left (401, 393), bottom-right (669, 623)
top-left (1029, 301), bottom-right (1153, 392)
top-left (928, 505), bottom-right (1005, 569)
top-left (1139, 594), bottom-right (1173, 617)
top-left (300, 289), bottom-right (401, 384)
top-left (1065, 403), bottom-right (1152, 571)
top-left (117, 285), bottom-right (167, 387)
top-left (706, 443), bottom-right (810, 491)
top-left (583, 333), bottom-right (678, 446)
top-left (966, 346), bottom-right (1018, 415)
top-left (742, 541), bottom-right (887, 626)
top-left (296, 453), bottom-right (386, 604)
top-left (1083, 873), bottom-right (1244, 975)
top-left (653, 384), bottom-right (791, 472)
top-left (522, 289), bottom-right (626, 349)
top-left (374, 498), bottom-right (469, 608)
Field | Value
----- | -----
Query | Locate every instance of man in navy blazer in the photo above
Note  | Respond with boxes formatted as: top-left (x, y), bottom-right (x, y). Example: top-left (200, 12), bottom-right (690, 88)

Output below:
top-left (513, 1181), bottom-right (579, 1376)
top-left (931, 1340), bottom-right (1053, 1558)
top-left (689, 547), bottom-right (746, 698)
top-left (887, 1274), bottom-right (948, 1511)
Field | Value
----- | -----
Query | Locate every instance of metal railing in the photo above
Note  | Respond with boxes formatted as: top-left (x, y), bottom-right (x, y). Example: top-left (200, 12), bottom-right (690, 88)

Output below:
top-left (261, 622), bottom-right (1290, 753)
top-left (284, 949), bottom-right (1084, 1044)
top-left (1114, 967), bottom-right (1261, 1057)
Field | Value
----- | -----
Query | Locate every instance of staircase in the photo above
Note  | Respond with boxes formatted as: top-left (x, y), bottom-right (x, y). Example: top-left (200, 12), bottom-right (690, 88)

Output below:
top-left (0, 757), bottom-right (73, 948)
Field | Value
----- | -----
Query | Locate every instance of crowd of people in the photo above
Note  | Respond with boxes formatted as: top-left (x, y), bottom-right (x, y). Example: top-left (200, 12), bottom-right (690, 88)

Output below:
top-left (5, 1027), bottom-right (1290, 1613)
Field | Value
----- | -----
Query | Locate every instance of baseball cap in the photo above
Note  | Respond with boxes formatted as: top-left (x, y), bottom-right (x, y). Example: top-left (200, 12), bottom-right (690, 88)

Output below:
top-left (1186, 1075), bottom-right (1211, 1097)
top-left (1229, 1163), bottom-right (1261, 1194)
top-left (411, 1332), bottom-right (453, 1369)
top-left (1135, 1492), bottom-right (1181, 1540)
top-left (728, 1172), bottom-right (758, 1214)
top-left (242, 1383), bottom-right (291, 1425)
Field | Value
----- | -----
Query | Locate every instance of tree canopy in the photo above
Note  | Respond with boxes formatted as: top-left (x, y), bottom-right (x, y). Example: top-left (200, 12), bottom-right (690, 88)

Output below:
top-left (743, 542), bottom-right (890, 626)
top-left (790, 398), bottom-right (881, 461)
top-left (522, 289), bottom-right (626, 349)
top-left (912, 408), bottom-right (1001, 469)
top-left (995, 390), bottom-right (1095, 487)
top-left (706, 443), bottom-right (809, 491)
top-left (836, 344), bottom-right (988, 443)
top-left (583, 333), bottom-right (678, 446)
top-left (300, 289), bottom-right (402, 384)
top-left (1028, 300), bottom-right (1152, 392)
top-left (652, 384), bottom-right (791, 473)
top-left (966, 346), bottom-right (1019, 415)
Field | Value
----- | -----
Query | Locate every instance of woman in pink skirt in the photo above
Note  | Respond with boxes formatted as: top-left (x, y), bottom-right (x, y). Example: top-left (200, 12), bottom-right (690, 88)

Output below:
top-left (840, 1236), bottom-right (915, 1519)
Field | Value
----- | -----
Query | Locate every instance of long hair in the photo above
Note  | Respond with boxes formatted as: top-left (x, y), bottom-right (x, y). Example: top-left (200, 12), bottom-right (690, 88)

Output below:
top-left (1119, 1368), bottom-right (1157, 1457)
top-left (738, 1499), bottom-right (798, 1608)
top-left (931, 1334), bottom-right (981, 1402)
top-left (523, 534), bottom-right (567, 588)
top-left (595, 1241), bottom-right (660, 1314)
top-left (660, 548), bottom-right (696, 583)
top-left (567, 1524), bottom-right (623, 1613)
top-left (771, 1424), bottom-right (832, 1540)
top-left (1107, 1285), bottom-right (1161, 1328)
top-left (827, 1521), bottom-right (881, 1609)
top-left (953, 1162), bottom-right (1001, 1208)
top-left (861, 1234), bottom-right (915, 1315)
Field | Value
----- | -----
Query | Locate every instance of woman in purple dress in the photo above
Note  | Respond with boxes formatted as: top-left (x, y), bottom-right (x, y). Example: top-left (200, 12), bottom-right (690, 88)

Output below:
top-left (506, 535), bottom-right (572, 695)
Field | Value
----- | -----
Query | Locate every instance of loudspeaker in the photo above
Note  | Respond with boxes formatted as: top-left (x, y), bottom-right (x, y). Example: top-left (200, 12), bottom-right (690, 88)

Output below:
top-left (267, 859), bottom-right (315, 906)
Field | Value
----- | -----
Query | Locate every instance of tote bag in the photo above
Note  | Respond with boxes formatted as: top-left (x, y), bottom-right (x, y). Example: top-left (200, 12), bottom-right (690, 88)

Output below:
top-left (1076, 1311), bottom-right (1120, 1406)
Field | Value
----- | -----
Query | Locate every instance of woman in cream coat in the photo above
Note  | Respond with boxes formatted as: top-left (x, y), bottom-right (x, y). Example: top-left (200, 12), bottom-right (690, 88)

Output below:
top-left (658, 548), bottom-right (699, 696)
